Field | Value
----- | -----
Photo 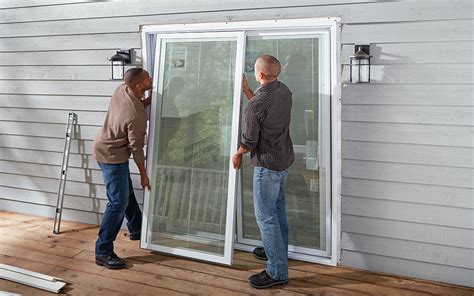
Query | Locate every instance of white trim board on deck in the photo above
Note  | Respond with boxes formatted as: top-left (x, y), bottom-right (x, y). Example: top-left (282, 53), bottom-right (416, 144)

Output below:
top-left (0, 264), bottom-right (66, 294)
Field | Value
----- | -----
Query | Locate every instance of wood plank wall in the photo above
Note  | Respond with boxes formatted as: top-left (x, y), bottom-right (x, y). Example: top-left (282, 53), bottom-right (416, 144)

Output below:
top-left (0, 0), bottom-right (472, 287)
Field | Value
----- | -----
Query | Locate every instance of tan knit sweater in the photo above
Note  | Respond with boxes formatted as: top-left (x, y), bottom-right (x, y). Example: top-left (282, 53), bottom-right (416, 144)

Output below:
top-left (93, 84), bottom-right (147, 166)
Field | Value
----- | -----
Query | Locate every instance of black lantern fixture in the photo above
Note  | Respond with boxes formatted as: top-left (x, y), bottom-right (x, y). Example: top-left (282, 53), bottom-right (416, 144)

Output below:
top-left (350, 45), bottom-right (372, 83)
top-left (109, 49), bottom-right (131, 80)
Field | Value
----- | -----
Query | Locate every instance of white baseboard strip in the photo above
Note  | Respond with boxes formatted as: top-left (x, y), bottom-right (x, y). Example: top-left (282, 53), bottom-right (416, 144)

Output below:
top-left (0, 291), bottom-right (23, 296)
top-left (0, 264), bottom-right (66, 294)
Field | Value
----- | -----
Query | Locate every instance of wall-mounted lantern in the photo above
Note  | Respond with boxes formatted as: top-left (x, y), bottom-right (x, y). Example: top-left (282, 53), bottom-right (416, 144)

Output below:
top-left (350, 45), bottom-right (372, 83)
top-left (109, 49), bottom-right (131, 80)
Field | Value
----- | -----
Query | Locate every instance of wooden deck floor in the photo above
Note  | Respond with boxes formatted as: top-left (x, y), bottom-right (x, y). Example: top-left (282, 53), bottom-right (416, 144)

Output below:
top-left (0, 211), bottom-right (472, 295)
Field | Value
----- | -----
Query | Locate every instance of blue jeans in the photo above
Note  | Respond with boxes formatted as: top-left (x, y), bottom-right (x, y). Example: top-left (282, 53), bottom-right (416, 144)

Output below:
top-left (96, 161), bottom-right (142, 257)
top-left (253, 166), bottom-right (289, 281)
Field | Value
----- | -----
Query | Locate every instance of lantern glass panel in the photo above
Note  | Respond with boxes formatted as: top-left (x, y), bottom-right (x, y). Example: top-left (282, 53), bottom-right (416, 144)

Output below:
top-left (359, 59), bottom-right (370, 83)
top-left (350, 58), bottom-right (370, 83)
top-left (112, 60), bottom-right (124, 80)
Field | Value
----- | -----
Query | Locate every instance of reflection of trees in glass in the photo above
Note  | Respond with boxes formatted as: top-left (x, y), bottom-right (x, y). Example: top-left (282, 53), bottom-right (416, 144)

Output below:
top-left (159, 41), bottom-right (236, 169)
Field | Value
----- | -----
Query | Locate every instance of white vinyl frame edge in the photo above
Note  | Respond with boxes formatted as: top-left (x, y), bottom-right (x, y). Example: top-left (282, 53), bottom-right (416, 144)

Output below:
top-left (330, 20), bottom-right (342, 266)
top-left (140, 17), bottom-right (342, 266)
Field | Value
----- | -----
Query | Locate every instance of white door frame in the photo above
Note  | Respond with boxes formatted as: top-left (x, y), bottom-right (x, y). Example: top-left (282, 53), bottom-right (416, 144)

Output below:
top-left (140, 17), bottom-right (342, 266)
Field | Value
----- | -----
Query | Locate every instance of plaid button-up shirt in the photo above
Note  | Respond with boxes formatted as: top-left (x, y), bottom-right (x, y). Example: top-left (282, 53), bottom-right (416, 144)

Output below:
top-left (240, 80), bottom-right (295, 171)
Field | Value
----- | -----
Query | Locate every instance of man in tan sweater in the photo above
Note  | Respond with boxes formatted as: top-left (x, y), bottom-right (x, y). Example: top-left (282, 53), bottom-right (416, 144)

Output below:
top-left (93, 68), bottom-right (152, 269)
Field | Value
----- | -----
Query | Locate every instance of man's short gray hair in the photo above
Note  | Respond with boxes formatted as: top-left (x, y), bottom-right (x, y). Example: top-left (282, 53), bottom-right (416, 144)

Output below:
top-left (124, 68), bottom-right (145, 87)
top-left (255, 55), bottom-right (281, 78)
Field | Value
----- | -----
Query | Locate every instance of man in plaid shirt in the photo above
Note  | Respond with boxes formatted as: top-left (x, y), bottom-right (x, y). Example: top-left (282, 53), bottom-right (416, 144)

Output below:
top-left (232, 55), bottom-right (294, 289)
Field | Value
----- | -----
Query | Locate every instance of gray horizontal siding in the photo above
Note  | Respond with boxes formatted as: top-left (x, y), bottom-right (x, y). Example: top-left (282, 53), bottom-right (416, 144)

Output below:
top-left (343, 141), bottom-right (474, 168)
top-left (0, 0), bottom-right (365, 23)
top-left (0, 160), bottom-right (142, 189)
top-left (342, 122), bottom-right (474, 147)
top-left (2, 19), bottom-right (472, 52)
top-left (0, 108), bottom-right (106, 126)
top-left (0, 148), bottom-right (139, 179)
top-left (1, 1), bottom-right (470, 26)
top-left (0, 121), bottom-right (99, 138)
top-left (0, 198), bottom-right (110, 227)
top-left (336, 0), bottom-right (474, 288)
top-left (0, 108), bottom-right (106, 125)
top-left (341, 64), bottom-right (474, 84)
top-left (0, 173), bottom-right (143, 204)
top-left (343, 159), bottom-right (474, 189)
top-left (0, 0), bottom-right (472, 288)
top-left (341, 41), bottom-right (474, 64)
top-left (0, 65), bottom-right (113, 80)
top-left (0, 186), bottom-right (110, 213)
top-left (342, 84), bottom-right (474, 106)
top-left (342, 195), bottom-right (473, 229)
top-left (341, 232), bottom-right (473, 269)
top-left (0, 50), bottom-right (123, 66)
top-left (0, 134), bottom-right (95, 154)
top-left (0, 33), bottom-right (140, 52)
top-left (0, 0), bottom-right (92, 10)
top-left (2, 41), bottom-right (472, 66)
top-left (0, 80), bottom-right (119, 95)
top-left (342, 19), bottom-right (474, 43)
top-left (341, 250), bottom-right (474, 287)
top-left (342, 215), bottom-right (474, 249)
top-left (342, 178), bottom-right (473, 209)
top-left (0, 95), bottom-right (110, 110)
top-left (342, 105), bottom-right (474, 126)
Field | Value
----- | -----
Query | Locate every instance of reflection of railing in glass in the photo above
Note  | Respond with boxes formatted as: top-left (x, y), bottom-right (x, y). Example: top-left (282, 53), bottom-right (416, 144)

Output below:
top-left (152, 165), bottom-right (227, 236)
top-left (241, 155), bottom-right (321, 249)
top-left (151, 163), bottom-right (321, 250)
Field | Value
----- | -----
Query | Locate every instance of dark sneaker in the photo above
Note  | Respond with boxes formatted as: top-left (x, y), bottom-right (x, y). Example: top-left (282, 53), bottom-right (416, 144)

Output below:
top-left (129, 233), bottom-right (141, 241)
top-left (248, 270), bottom-right (288, 289)
top-left (253, 247), bottom-right (268, 260)
top-left (95, 253), bottom-right (126, 269)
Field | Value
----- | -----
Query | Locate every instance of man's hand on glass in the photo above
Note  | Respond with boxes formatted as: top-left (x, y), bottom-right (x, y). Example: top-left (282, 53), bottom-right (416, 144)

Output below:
top-left (242, 74), bottom-right (254, 100)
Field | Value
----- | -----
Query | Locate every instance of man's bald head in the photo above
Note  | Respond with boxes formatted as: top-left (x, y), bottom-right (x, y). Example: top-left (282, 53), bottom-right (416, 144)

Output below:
top-left (255, 55), bottom-right (281, 80)
top-left (124, 68), bottom-right (146, 88)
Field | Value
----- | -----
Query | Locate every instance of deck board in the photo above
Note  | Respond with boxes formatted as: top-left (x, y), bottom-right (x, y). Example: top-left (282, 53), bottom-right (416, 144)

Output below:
top-left (0, 211), bottom-right (472, 295)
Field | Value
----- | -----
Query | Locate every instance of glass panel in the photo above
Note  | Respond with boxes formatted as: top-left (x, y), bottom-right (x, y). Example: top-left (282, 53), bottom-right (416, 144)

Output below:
top-left (240, 34), bottom-right (328, 251)
top-left (147, 38), bottom-right (237, 256)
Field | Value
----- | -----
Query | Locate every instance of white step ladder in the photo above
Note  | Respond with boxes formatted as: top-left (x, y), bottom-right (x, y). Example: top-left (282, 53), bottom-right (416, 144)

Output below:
top-left (53, 112), bottom-right (77, 234)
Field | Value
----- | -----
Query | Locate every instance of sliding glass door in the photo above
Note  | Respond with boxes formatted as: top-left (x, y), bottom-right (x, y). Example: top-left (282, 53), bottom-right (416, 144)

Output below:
top-left (236, 31), bottom-right (331, 258)
top-left (141, 18), bottom-right (339, 266)
top-left (141, 32), bottom-right (245, 265)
